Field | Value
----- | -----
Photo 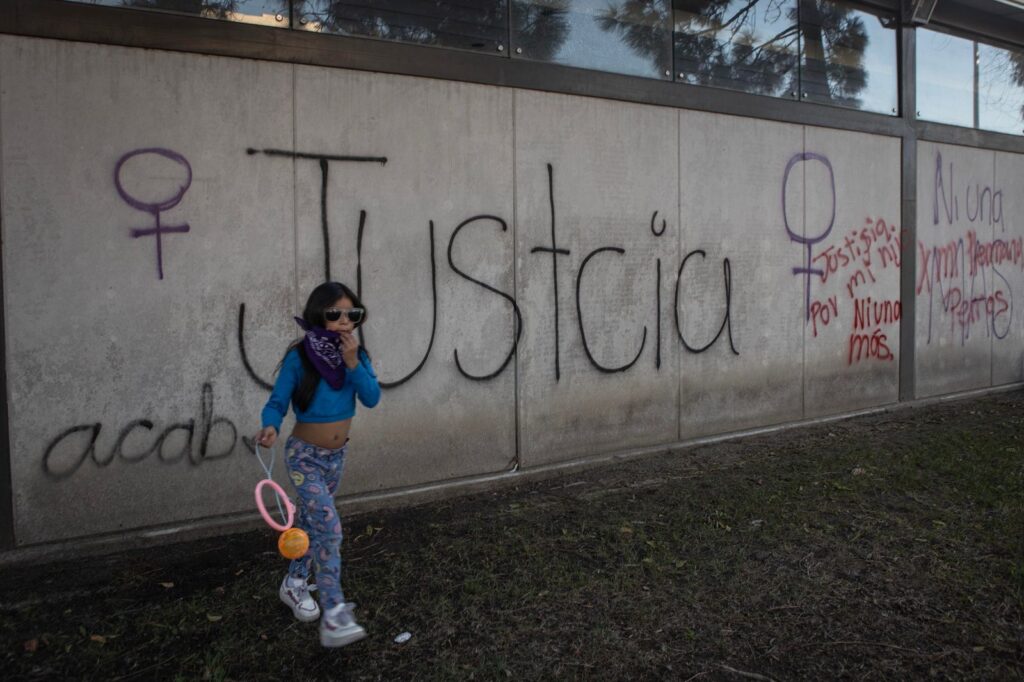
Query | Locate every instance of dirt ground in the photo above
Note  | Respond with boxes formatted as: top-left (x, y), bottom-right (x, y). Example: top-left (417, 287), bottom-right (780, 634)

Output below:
top-left (2, 390), bottom-right (1023, 681)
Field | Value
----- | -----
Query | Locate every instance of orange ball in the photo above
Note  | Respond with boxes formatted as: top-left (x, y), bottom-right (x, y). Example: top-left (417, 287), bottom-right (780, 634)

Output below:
top-left (278, 527), bottom-right (309, 560)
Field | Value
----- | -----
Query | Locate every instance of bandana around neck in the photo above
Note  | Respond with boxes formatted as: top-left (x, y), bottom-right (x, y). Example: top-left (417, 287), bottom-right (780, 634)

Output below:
top-left (294, 317), bottom-right (347, 389)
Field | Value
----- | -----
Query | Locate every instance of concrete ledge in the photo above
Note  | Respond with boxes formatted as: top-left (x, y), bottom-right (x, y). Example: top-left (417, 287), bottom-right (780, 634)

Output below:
top-left (1, 381), bottom-right (1020, 569)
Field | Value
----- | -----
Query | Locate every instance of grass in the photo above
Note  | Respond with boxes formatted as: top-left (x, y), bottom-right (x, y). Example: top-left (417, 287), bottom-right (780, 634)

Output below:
top-left (3, 391), bottom-right (1023, 680)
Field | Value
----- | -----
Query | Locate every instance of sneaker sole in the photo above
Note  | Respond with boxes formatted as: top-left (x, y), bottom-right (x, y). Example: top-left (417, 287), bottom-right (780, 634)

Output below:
top-left (279, 587), bottom-right (320, 623)
top-left (320, 625), bottom-right (367, 648)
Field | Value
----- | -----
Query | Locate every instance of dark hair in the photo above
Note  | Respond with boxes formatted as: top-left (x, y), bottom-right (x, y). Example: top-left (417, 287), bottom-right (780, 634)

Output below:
top-left (280, 282), bottom-right (368, 413)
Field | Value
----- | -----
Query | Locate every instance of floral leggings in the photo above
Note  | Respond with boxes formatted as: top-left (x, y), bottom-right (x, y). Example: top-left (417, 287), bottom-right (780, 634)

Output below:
top-left (284, 435), bottom-right (347, 610)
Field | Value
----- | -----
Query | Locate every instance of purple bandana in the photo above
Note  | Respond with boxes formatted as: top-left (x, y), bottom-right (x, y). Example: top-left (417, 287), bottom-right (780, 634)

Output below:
top-left (295, 317), bottom-right (347, 389)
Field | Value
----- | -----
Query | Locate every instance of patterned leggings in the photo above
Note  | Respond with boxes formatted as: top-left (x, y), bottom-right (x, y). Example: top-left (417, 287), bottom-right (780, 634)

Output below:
top-left (284, 435), bottom-right (347, 609)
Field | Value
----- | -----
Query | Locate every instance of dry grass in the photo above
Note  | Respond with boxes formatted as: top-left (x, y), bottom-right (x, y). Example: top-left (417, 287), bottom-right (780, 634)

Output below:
top-left (3, 391), bottom-right (1023, 680)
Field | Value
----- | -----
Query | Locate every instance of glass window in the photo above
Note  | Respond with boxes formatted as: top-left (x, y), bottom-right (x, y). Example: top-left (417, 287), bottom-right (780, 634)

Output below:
top-left (63, 0), bottom-right (291, 27)
top-left (916, 28), bottom-right (975, 127)
top-left (512, 0), bottom-right (673, 79)
top-left (295, 1), bottom-right (508, 53)
top-left (798, 0), bottom-right (897, 114)
top-left (978, 43), bottom-right (1024, 136)
top-left (674, 0), bottom-right (800, 99)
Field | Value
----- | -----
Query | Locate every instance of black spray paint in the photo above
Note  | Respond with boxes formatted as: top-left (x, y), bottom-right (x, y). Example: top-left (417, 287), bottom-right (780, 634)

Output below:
top-left (576, 247), bottom-right (647, 373)
top-left (447, 215), bottom-right (523, 381)
top-left (529, 163), bottom-right (571, 381)
top-left (674, 250), bottom-right (739, 355)
top-left (42, 384), bottom-right (237, 480)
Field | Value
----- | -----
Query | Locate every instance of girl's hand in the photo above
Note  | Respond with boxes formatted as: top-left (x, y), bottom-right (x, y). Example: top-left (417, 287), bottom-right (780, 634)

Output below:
top-left (255, 426), bottom-right (277, 448)
top-left (340, 332), bottom-right (360, 369)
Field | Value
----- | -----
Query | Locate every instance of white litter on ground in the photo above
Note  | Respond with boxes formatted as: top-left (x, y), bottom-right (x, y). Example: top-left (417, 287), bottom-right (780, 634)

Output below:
top-left (394, 632), bottom-right (412, 644)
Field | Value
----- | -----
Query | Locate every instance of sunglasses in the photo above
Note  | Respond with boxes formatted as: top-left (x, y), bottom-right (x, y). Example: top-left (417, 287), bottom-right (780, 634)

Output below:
top-left (324, 307), bottom-right (365, 324)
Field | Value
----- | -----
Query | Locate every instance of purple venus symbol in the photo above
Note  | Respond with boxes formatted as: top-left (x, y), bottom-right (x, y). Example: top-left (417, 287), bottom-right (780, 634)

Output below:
top-left (782, 152), bottom-right (835, 321)
top-left (115, 148), bottom-right (193, 280)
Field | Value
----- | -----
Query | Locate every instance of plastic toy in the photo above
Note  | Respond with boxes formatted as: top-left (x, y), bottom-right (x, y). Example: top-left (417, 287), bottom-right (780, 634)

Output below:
top-left (254, 444), bottom-right (309, 560)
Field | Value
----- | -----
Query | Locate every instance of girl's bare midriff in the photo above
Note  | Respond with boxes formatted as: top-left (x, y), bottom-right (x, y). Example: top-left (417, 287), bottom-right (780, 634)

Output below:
top-left (292, 419), bottom-right (352, 449)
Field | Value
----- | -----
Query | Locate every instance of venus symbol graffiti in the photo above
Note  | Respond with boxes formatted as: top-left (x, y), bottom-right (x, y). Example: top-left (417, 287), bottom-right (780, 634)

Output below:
top-left (115, 148), bottom-right (193, 280)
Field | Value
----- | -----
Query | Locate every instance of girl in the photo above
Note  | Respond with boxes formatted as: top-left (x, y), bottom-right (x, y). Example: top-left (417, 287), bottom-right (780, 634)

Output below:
top-left (254, 281), bottom-right (381, 648)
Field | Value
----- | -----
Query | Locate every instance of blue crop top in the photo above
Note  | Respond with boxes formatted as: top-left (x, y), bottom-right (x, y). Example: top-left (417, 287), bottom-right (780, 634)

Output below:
top-left (261, 347), bottom-right (381, 432)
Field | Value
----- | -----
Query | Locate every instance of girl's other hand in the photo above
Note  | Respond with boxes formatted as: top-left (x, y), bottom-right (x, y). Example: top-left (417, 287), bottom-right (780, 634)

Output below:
top-left (255, 426), bottom-right (277, 448)
top-left (340, 332), bottom-right (360, 369)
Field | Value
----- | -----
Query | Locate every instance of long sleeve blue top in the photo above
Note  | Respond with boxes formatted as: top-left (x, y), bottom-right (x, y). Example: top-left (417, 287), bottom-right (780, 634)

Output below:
top-left (261, 347), bottom-right (381, 431)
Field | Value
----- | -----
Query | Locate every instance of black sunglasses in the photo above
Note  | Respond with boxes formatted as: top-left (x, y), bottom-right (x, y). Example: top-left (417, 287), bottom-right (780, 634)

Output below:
top-left (324, 307), bottom-right (365, 324)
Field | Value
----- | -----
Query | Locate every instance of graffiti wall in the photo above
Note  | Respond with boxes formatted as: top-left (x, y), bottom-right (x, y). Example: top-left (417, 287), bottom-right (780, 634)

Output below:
top-left (678, 117), bottom-right (902, 438)
top-left (0, 35), bottom-right (1013, 547)
top-left (915, 142), bottom-right (1024, 397)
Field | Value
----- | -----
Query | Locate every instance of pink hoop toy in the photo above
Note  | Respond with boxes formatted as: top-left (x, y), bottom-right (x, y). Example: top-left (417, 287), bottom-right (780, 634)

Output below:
top-left (253, 442), bottom-right (311, 560)
top-left (254, 478), bottom-right (295, 532)
top-left (253, 442), bottom-right (295, 532)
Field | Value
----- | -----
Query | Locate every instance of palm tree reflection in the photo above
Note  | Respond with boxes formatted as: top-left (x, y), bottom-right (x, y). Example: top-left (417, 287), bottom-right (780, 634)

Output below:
top-left (297, 1), bottom-right (572, 58)
top-left (114, 0), bottom-right (886, 111)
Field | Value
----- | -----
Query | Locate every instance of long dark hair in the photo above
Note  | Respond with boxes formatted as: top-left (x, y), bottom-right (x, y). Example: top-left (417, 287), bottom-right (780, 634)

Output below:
top-left (280, 281), bottom-right (368, 413)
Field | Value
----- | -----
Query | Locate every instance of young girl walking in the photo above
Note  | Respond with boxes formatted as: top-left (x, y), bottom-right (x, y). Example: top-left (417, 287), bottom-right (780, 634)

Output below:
top-left (254, 281), bottom-right (381, 648)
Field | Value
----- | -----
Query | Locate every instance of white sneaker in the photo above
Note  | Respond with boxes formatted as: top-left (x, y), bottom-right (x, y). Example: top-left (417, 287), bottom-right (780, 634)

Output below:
top-left (319, 602), bottom-right (367, 648)
top-left (279, 575), bottom-right (320, 623)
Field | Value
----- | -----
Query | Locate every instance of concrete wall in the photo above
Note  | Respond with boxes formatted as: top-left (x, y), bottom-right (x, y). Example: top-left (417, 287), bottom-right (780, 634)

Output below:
top-left (915, 142), bottom-right (1024, 397)
top-left (0, 35), bottom-right (1017, 547)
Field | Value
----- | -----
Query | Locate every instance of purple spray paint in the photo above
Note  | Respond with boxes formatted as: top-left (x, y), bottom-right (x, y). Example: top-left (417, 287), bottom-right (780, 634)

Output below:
top-left (115, 148), bottom-right (192, 280)
top-left (783, 152), bottom-right (836, 321)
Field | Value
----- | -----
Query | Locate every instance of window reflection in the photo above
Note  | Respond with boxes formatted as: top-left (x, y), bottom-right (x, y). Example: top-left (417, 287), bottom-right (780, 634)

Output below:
top-left (673, 0), bottom-right (799, 98)
top-left (978, 43), bottom-right (1024, 136)
top-left (798, 0), bottom-right (896, 114)
top-left (512, 0), bottom-right (672, 79)
top-left (60, 0), bottom-right (914, 121)
top-left (916, 28), bottom-right (975, 127)
top-left (64, 0), bottom-right (290, 26)
top-left (295, 1), bottom-right (508, 53)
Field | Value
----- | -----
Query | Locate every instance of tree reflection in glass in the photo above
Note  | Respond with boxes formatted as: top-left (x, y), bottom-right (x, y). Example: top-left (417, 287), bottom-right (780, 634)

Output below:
top-left (512, 0), bottom-right (571, 62)
top-left (513, 0), bottom-right (670, 78)
top-left (592, 0), bottom-right (673, 75)
top-left (801, 0), bottom-right (882, 110)
top-left (979, 43), bottom-right (1024, 135)
top-left (1016, 51), bottom-right (1024, 127)
top-left (65, 0), bottom-right (902, 117)
top-left (297, 1), bottom-right (509, 53)
top-left (673, 0), bottom-right (800, 97)
top-left (671, 0), bottom-right (883, 110)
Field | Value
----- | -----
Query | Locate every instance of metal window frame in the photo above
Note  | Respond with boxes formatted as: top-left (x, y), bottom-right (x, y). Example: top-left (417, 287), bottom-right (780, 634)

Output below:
top-left (0, 1), bottom-right (1018, 150)
top-left (1, 0), bottom-right (1023, 549)
top-left (921, 22), bottom-right (1024, 138)
top-left (930, 2), bottom-right (1024, 52)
